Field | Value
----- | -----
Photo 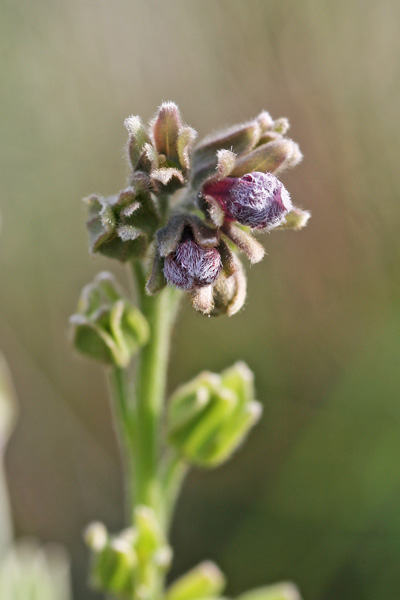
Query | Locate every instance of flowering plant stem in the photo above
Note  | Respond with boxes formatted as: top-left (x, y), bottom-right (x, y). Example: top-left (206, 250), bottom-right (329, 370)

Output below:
top-left (132, 260), bottom-right (181, 522)
top-left (112, 258), bottom-right (183, 530)
top-left (73, 103), bottom-right (308, 600)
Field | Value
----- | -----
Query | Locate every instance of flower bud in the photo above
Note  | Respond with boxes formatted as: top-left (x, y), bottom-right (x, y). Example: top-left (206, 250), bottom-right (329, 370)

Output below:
top-left (163, 236), bottom-right (222, 291)
top-left (167, 561), bottom-right (226, 600)
top-left (85, 523), bottom-right (137, 598)
top-left (236, 583), bottom-right (301, 600)
top-left (70, 272), bottom-right (149, 367)
top-left (85, 509), bottom-right (171, 600)
top-left (147, 102), bottom-right (198, 192)
top-left (167, 363), bottom-right (262, 468)
top-left (203, 172), bottom-right (292, 230)
top-left (85, 177), bottom-right (160, 262)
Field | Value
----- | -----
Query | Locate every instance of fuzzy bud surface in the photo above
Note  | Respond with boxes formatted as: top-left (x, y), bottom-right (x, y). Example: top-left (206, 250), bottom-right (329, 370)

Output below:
top-left (203, 171), bottom-right (292, 230)
top-left (163, 238), bottom-right (222, 291)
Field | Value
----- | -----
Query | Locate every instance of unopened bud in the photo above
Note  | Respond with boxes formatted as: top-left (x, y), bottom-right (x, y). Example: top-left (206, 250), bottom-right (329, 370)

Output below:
top-left (85, 523), bottom-right (137, 598)
top-left (167, 561), bottom-right (226, 600)
top-left (163, 237), bottom-right (222, 291)
top-left (236, 583), bottom-right (301, 600)
top-left (70, 272), bottom-right (149, 367)
top-left (203, 172), bottom-right (292, 231)
top-left (168, 363), bottom-right (260, 468)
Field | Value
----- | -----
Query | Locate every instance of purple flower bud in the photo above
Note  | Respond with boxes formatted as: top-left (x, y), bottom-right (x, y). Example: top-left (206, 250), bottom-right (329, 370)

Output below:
top-left (163, 235), bottom-right (222, 291)
top-left (203, 171), bottom-right (292, 230)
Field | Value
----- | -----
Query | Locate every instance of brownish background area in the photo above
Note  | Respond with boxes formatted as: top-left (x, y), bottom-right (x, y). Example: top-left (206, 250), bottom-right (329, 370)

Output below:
top-left (1, 1), bottom-right (400, 598)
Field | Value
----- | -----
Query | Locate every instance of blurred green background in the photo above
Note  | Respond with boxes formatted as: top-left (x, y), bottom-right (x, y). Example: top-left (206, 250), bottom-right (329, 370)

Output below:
top-left (1, 0), bottom-right (400, 598)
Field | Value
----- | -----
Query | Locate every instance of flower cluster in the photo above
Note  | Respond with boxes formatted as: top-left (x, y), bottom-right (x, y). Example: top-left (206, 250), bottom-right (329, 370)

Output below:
top-left (84, 103), bottom-right (310, 315)
top-left (167, 362), bottom-right (262, 468)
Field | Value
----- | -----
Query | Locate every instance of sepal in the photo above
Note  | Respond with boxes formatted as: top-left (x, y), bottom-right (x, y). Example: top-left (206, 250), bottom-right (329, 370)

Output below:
top-left (70, 272), bottom-right (149, 367)
top-left (221, 223), bottom-right (265, 264)
top-left (211, 253), bottom-right (247, 316)
top-left (236, 583), bottom-right (301, 600)
top-left (124, 116), bottom-right (149, 171)
top-left (231, 139), bottom-right (302, 178)
top-left (85, 523), bottom-right (137, 598)
top-left (85, 508), bottom-right (172, 600)
top-left (276, 207), bottom-right (311, 231)
top-left (191, 120), bottom-right (260, 187)
top-left (85, 178), bottom-right (160, 262)
top-left (167, 561), bottom-right (226, 600)
top-left (167, 363), bottom-right (262, 468)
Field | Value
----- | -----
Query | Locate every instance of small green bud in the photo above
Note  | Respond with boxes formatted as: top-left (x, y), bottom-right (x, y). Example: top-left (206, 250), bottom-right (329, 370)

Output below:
top-left (167, 561), bottom-right (226, 600)
top-left (70, 272), bottom-right (149, 367)
top-left (236, 583), bottom-right (301, 600)
top-left (146, 102), bottom-right (198, 192)
top-left (85, 512), bottom-right (171, 600)
top-left (168, 363), bottom-right (261, 468)
top-left (152, 102), bottom-right (183, 165)
top-left (231, 139), bottom-right (302, 178)
top-left (134, 506), bottom-right (172, 600)
top-left (85, 178), bottom-right (160, 262)
top-left (124, 115), bottom-right (150, 171)
top-left (85, 523), bottom-right (137, 598)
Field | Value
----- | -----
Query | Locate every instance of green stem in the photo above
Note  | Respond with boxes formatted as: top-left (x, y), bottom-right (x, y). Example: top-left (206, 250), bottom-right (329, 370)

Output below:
top-left (161, 452), bottom-right (189, 533)
top-left (131, 260), bottom-right (181, 524)
top-left (110, 366), bottom-right (136, 520)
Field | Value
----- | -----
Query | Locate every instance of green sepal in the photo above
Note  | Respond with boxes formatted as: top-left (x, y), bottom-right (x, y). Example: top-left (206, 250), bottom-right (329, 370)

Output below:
top-left (167, 363), bottom-right (261, 468)
top-left (231, 139), bottom-right (302, 178)
top-left (236, 583), bottom-right (301, 600)
top-left (70, 273), bottom-right (149, 367)
top-left (85, 523), bottom-right (137, 599)
top-left (85, 181), bottom-right (160, 262)
top-left (167, 561), bottom-right (226, 600)
top-left (191, 121), bottom-right (260, 187)
top-left (276, 208), bottom-right (311, 231)
top-left (124, 115), bottom-right (150, 171)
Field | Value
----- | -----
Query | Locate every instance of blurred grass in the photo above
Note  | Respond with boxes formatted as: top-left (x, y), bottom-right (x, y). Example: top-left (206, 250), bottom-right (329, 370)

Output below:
top-left (0, 1), bottom-right (400, 598)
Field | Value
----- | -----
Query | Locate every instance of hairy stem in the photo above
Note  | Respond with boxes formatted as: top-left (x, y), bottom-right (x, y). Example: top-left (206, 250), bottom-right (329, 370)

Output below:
top-left (110, 366), bottom-right (136, 520)
top-left (131, 260), bottom-right (181, 524)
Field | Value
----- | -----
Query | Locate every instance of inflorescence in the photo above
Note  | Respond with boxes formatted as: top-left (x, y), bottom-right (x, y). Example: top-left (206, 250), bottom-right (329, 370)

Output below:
top-left (84, 102), bottom-right (310, 316)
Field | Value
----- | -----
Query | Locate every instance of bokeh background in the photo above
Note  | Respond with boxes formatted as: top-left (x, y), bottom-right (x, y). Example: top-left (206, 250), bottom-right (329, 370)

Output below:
top-left (1, 1), bottom-right (400, 598)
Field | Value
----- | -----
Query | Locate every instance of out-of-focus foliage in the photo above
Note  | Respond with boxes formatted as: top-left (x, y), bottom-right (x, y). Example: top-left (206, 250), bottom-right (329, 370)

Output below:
top-left (0, 353), bottom-right (17, 555)
top-left (0, 1), bottom-right (399, 599)
top-left (0, 542), bottom-right (72, 600)
top-left (0, 354), bottom-right (72, 599)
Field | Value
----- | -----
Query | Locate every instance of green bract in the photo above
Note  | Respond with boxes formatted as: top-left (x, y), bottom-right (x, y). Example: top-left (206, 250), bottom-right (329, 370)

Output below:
top-left (167, 362), bottom-right (262, 467)
top-left (70, 272), bottom-right (149, 367)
